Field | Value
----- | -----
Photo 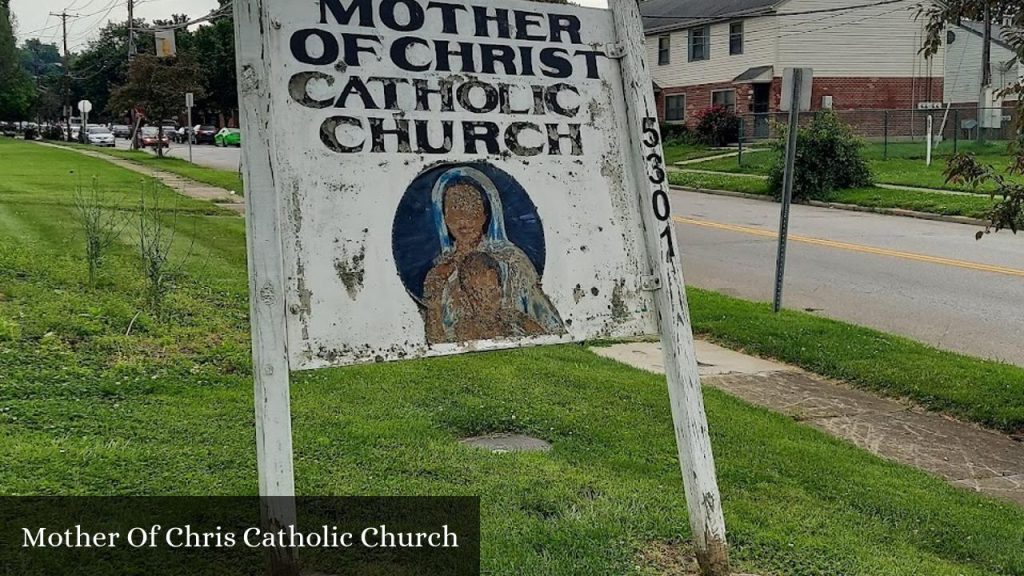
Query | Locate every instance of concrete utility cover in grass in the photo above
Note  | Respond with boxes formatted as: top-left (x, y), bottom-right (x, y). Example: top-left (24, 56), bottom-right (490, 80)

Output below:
top-left (460, 434), bottom-right (552, 454)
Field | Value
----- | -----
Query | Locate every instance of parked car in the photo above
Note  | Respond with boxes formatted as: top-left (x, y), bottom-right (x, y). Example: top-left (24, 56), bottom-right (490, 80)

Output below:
top-left (161, 125), bottom-right (180, 143)
top-left (111, 124), bottom-right (132, 138)
top-left (139, 127), bottom-right (170, 148)
top-left (86, 125), bottom-right (115, 147)
top-left (214, 128), bottom-right (241, 147)
top-left (193, 125), bottom-right (218, 145)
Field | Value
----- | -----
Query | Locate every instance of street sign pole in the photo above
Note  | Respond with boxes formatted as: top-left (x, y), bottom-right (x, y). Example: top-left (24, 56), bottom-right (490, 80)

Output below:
top-left (232, 1), bottom-right (299, 575)
top-left (773, 68), bottom-right (806, 313)
top-left (185, 92), bottom-right (194, 163)
top-left (77, 99), bottom-right (93, 144)
top-left (610, 1), bottom-right (730, 574)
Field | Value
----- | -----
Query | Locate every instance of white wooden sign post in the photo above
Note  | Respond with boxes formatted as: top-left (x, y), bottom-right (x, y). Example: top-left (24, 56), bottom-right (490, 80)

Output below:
top-left (609, 2), bottom-right (730, 573)
top-left (232, 0), bottom-right (729, 573)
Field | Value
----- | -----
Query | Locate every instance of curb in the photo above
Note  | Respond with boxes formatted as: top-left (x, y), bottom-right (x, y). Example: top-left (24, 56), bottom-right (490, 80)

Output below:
top-left (669, 185), bottom-right (987, 227)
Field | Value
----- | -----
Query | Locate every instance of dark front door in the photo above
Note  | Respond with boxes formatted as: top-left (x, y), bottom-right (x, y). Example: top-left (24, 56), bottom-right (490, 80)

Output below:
top-left (752, 83), bottom-right (770, 139)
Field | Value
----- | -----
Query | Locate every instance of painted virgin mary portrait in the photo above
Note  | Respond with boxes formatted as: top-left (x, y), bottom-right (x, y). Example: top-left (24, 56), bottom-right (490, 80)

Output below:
top-left (419, 167), bottom-right (564, 344)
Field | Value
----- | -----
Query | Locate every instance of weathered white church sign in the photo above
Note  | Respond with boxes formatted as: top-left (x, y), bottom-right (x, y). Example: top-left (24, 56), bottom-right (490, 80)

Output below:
top-left (233, 0), bottom-right (730, 573)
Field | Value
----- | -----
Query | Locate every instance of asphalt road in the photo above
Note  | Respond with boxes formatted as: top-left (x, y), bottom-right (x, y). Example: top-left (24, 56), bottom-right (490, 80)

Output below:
top-left (672, 190), bottom-right (1024, 366)
top-left (115, 138), bottom-right (241, 172)
top-left (105, 139), bottom-right (1023, 365)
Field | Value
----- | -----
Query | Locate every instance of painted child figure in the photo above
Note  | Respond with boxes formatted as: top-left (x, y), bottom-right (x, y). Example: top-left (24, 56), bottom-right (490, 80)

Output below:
top-left (452, 251), bottom-right (546, 342)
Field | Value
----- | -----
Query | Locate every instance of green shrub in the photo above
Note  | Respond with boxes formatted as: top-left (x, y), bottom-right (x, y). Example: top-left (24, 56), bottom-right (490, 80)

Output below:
top-left (769, 110), bottom-right (872, 201)
top-left (693, 105), bottom-right (739, 147)
top-left (660, 122), bottom-right (700, 146)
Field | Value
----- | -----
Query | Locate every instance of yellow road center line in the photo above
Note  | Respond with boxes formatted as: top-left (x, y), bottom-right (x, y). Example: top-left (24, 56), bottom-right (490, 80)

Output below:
top-left (673, 216), bottom-right (1024, 278)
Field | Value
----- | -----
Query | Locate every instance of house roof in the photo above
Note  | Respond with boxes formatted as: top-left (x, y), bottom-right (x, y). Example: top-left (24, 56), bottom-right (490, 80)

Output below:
top-left (958, 21), bottom-right (1015, 51)
top-left (733, 65), bottom-right (774, 83)
top-left (641, 0), bottom-right (785, 34)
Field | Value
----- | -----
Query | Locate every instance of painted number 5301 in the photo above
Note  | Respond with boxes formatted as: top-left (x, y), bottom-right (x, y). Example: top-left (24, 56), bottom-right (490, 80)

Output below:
top-left (641, 117), bottom-right (675, 258)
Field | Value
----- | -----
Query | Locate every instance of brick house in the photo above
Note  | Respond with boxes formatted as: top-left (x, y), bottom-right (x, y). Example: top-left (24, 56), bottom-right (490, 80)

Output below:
top-left (643, 0), bottom-right (945, 137)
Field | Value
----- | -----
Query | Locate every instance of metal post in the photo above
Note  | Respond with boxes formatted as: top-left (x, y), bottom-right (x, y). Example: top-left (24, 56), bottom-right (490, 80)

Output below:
top-left (773, 69), bottom-right (803, 314)
top-left (926, 115), bottom-right (933, 166)
top-left (610, 1), bottom-right (730, 574)
top-left (883, 110), bottom-right (889, 160)
top-left (232, 0), bottom-right (299, 574)
top-left (954, 109), bottom-right (959, 154)
top-left (185, 92), bottom-right (193, 163)
top-left (737, 117), bottom-right (744, 166)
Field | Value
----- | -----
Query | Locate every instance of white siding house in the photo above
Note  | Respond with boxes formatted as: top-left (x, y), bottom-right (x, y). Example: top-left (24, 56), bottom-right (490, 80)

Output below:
top-left (642, 0), bottom-right (946, 127)
top-left (944, 22), bottom-right (1022, 104)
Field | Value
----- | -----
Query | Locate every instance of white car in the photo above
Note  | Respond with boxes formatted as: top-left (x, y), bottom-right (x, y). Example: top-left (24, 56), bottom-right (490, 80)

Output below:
top-left (86, 126), bottom-right (115, 147)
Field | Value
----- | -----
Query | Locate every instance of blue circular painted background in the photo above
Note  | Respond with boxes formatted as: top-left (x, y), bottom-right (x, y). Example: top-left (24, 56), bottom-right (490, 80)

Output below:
top-left (392, 162), bottom-right (547, 301)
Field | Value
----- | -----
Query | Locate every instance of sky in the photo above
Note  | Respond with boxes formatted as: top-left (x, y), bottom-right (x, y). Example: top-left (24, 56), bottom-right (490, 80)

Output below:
top-left (12, 0), bottom-right (609, 51)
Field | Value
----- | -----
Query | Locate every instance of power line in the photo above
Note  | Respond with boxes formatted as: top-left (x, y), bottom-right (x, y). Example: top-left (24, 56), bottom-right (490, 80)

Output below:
top-left (140, 2), bottom-right (233, 32)
top-left (653, 3), bottom-right (915, 54)
top-left (49, 10), bottom-right (80, 140)
top-left (641, 0), bottom-right (911, 21)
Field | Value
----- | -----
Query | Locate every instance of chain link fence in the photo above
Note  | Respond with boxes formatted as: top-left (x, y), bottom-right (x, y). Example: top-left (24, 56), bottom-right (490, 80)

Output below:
top-left (738, 106), bottom-right (1020, 156)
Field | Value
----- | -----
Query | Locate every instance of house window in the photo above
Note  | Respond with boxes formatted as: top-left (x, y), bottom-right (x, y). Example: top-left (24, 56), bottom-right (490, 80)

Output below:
top-left (729, 22), bottom-right (744, 55)
top-left (688, 26), bottom-right (710, 62)
top-left (658, 35), bottom-right (671, 65)
top-left (711, 89), bottom-right (736, 112)
top-left (665, 95), bottom-right (686, 122)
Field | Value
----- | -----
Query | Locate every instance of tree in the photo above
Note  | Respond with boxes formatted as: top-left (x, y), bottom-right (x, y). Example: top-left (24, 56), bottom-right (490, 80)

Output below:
top-left (19, 38), bottom-right (61, 77)
top-left (0, 0), bottom-right (34, 120)
top-left (69, 21), bottom-right (138, 122)
top-left (919, 1), bottom-right (1023, 236)
top-left (19, 39), bottom-right (63, 121)
top-left (188, 18), bottom-right (237, 127)
top-left (109, 54), bottom-right (205, 156)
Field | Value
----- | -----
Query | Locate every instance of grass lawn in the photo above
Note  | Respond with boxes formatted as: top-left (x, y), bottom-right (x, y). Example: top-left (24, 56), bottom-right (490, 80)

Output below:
top-left (2, 138), bottom-right (1024, 575)
top-left (689, 289), bottom-right (1024, 434)
top-left (0, 140), bottom-right (225, 215)
top-left (692, 140), bottom-right (1023, 194)
top-left (668, 171), bottom-right (771, 196)
top-left (668, 169), bottom-right (999, 220)
top-left (662, 142), bottom-right (728, 164)
top-left (56, 141), bottom-right (244, 195)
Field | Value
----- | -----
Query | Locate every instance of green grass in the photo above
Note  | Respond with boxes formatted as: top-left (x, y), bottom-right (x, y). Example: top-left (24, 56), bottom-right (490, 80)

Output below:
top-left (662, 142), bottom-right (726, 164)
top-left (668, 170), bottom-right (771, 196)
top-left (689, 289), bottom-right (1024, 434)
top-left (0, 140), bottom-right (226, 214)
top-left (2, 138), bottom-right (1024, 575)
top-left (668, 168), bottom-right (997, 220)
top-left (690, 141), bottom-right (1023, 194)
top-left (57, 142), bottom-right (244, 194)
top-left (830, 187), bottom-right (996, 219)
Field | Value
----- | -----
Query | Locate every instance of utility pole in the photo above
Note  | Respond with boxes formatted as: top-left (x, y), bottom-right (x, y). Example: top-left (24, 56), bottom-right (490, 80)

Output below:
top-left (49, 11), bottom-right (78, 142)
top-left (127, 0), bottom-right (139, 148)
top-left (127, 0), bottom-right (136, 62)
top-left (978, 2), bottom-right (992, 142)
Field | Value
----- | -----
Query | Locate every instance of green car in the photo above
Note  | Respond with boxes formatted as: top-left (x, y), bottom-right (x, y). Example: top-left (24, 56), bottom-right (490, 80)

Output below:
top-left (214, 128), bottom-right (241, 147)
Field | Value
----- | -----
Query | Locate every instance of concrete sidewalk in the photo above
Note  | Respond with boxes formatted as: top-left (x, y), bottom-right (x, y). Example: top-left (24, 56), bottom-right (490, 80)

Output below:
top-left (592, 340), bottom-right (1024, 507)
top-left (37, 142), bottom-right (245, 214)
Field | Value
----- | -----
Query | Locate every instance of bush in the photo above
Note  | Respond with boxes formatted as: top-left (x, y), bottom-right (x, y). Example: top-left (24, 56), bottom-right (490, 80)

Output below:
top-left (694, 106), bottom-right (739, 147)
top-left (768, 110), bottom-right (872, 202)
top-left (660, 122), bottom-right (700, 146)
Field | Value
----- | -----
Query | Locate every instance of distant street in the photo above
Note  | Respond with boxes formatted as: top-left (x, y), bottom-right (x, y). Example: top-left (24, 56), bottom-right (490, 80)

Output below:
top-left (672, 190), bottom-right (1024, 366)
top-left (115, 138), bottom-right (241, 172)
